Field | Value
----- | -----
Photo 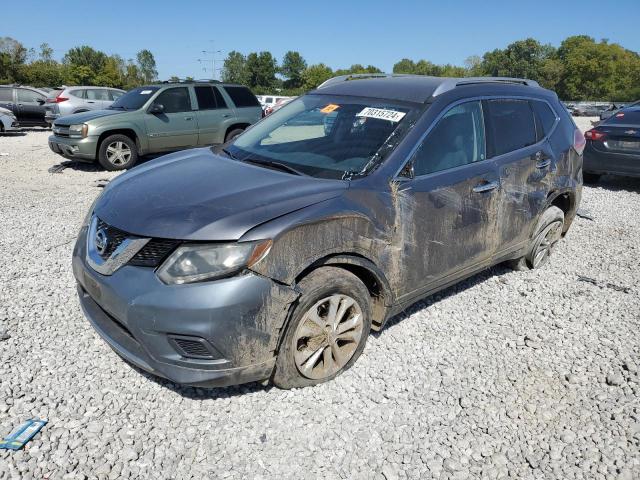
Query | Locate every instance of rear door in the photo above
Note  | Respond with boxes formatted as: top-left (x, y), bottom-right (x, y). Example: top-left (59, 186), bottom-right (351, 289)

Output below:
top-left (0, 88), bottom-right (14, 114)
top-left (16, 88), bottom-right (46, 125)
top-left (222, 85), bottom-right (262, 124)
top-left (593, 110), bottom-right (640, 174)
top-left (398, 100), bottom-right (500, 296)
top-left (144, 87), bottom-right (199, 151)
top-left (85, 89), bottom-right (111, 110)
top-left (484, 98), bottom-right (553, 254)
top-left (194, 85), bottom-right (234, 145)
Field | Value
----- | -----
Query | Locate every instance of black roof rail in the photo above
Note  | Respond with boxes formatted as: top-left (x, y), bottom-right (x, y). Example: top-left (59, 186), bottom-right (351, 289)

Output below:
top-left (317, 73), bottom-right (415, 89)
top-left (432, 77), bottom-right (540, 96)
top-left (159, 78), bottom-right (221, 84)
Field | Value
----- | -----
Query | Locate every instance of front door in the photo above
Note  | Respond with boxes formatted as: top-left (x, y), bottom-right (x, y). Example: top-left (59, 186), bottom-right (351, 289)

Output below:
top-left (144, 87), bottom-right (199, 151)
top-left (16, 88), bottom-right (46, 125)
top-left (397, 100), bottom-right (500, 299)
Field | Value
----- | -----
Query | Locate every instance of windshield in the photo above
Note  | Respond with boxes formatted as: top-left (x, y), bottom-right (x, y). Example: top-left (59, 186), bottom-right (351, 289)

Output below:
top-left (108, 86), bottom-right (159, 110)
top-left (227, 94), bottom-right (417, 179)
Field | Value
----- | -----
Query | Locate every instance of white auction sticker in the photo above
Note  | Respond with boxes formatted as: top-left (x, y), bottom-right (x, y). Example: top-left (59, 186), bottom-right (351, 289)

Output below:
top-left (140, 90), bottom-right (153, 95)
top-left (356, 107), bottom-right (406, 122)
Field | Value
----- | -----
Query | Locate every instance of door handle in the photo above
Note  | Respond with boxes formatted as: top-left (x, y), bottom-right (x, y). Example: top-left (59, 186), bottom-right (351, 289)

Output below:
top-left (87, 101), bottom-right (95, 103)
top-left (184, 116), bottom-right (193, 121)
top-left (472, 180), bottom-right (499, 193)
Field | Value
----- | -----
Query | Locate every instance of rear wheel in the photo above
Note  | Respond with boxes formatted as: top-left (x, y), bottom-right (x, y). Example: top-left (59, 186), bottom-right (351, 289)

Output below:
top-left (583, 173), bottom-right (601, 184)
top-left (98, 134), bottom-right (138, 171)
top-left (508, 206), bottom-right (564, 271)
top-left (273, 267), bottom-right (372, 389)
top-left (225, 128), bottom-right (244, 142)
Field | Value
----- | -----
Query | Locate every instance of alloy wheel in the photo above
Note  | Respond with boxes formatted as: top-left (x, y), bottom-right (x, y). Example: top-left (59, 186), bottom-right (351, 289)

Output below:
top-left (292, 294), bottom-right (364, 380)
top-left (105, 141), bottom-right (132, 166)
top-left (531, 220), bottom-right (563, 268)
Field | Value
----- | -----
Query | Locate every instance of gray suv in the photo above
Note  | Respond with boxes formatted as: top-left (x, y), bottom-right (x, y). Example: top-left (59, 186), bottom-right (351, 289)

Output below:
top-left (73, 75), bottom-right (584, 389)
top-left (44, 86), bottom-right (125, 124)
top-left (49, 81), bottom-right (262, 170)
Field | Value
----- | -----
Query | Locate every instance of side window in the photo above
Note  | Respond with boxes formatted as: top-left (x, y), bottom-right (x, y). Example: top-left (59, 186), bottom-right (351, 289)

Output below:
top-left (223, 86), bottom-right (261, 108)
top-left (152, 87), bottom-right (192, 113)
top-left (0, 88), bottom-right (12, 102)
top-left (70, 89), bottom-right (86, 99)
top-left (109, 90), bottom-right (124, 101)
top-left (194, 86), bottom-right (217, 110)
top-left (485, 99), bottom-right (537, 157)
top-left (531, 100), bottom-right (557, 140)
top-left (86, 89), bottom-right (110, 101)
top-left (265, 97), bottom-right (273, 104)
top-left (412, 101), bottom-right (486, 176)
top-left (213, 87), bottom-right (228, 109)
top-left (17, 89), bottom-right (44, 103)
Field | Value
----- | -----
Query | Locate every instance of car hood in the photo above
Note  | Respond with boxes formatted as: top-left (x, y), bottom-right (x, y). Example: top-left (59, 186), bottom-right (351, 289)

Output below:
top-left (95, 148), bottom-right (347, 241)
top-left (54, 109), bottom-right (125, 125)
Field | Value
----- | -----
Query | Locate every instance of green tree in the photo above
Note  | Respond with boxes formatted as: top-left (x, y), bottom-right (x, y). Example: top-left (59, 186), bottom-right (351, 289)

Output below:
top-left (301, 63), bottom-right (333, 90)
top-left (136, 49), bottom-right (157, 83)
top-left (63, 45), bottom-right (107, 73)
top-left (245, 51), bottom-right (278, 90)
top-left (0, 37), bottom-right (27, 82)
top-left (393, 58), bottom-right (416, 74)
top-left (480, 38), bottom-right (555, 80)
top-left (281, 51), bottom-right (307, 89)
top-left (221, 51), bottom-right (248, 84)
top-left (38, 43), bottom-right (54, 63)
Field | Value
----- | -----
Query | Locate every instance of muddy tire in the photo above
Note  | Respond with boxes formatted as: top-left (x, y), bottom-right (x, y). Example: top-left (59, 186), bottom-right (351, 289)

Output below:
top-left (273, 267), bottom-right (372, 389)
top-left (583, 173), bottom-right (601, 184)
top-left (98, 134), bottom-right (138, 171)
top-left (508, 206), bottom-right (564, 271)
top-left (225, 128), bottom-right (244, 142)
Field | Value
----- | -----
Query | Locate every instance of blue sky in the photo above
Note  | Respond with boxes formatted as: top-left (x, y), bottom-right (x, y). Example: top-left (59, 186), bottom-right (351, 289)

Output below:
top-left (3, 0), bottom-right (640, 80)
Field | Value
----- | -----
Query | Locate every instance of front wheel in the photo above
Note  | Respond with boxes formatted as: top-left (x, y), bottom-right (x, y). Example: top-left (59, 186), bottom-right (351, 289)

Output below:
top-left (98, 134), bottom-right (138, 171)
top-left (508, 206), bottom-right (564, 271)
top-left (225, 128), bottom-right (244, 143)
top-left (273, 267), bottom-right (372, 389)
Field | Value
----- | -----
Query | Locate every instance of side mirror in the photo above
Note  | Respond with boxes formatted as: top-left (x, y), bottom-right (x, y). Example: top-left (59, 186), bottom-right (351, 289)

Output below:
top-left (149, 103), bottom-right (164, 114)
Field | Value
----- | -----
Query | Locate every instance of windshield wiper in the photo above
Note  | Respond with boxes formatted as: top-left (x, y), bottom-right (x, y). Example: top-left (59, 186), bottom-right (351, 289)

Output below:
top-left (221, 148), bottom-right (237, 159)
top-left (241, 157), bottom-right (306, 176)
top-left (108, 106), bottom-right (127, 110)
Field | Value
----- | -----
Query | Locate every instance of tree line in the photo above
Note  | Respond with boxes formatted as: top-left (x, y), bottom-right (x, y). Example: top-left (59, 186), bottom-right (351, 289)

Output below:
top-left (2, 35), bottom-right (638, 101)
top-left (223, 36), bottom-right (640, 101)
top-left (0, 37), bottom-right (158, 90)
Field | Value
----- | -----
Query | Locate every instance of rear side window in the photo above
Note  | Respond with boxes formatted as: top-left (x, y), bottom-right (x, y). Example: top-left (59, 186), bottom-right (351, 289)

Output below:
top-left (223, 86), bottom-right (260, 108)
top-left (0, 88), bottom-right (12, 102)
top-left (213, 87), bottom-right (228, 109)
top-left (86, 89), bottom-right (110, 101)
top-left (485, 99), bottom-right (537, 157)
top-left (413, 100), bottom-right (486, 176)
top-left (109, 90), bottom-right (124, 101)
top-left (531, 100), bottom-right (557, 140)
top-left (17, 89), bottom-right (44, 103)
top-left (605, 110), bottom-right (640, 125)
top-left (153, 87), bottom-right (192, 113)
top-left (195, 86), bottom-right (216, 110)
top-left (69, 89), bottom-right (86, 99)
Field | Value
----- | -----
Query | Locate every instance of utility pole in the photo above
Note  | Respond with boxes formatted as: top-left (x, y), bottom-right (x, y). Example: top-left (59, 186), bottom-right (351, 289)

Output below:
top-left (197, 40), bottom-right (223, 80)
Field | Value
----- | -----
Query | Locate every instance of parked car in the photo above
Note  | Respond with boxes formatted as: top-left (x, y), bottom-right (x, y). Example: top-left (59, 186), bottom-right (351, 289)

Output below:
top-left (49, 81), bottom-right (262, 170)
top-left (73, 74), bottom-right (584, 389)
top-left (256, 95), bottom-right (291, 110)
top-left (0, 85), bottom-right (48, 127)
top-left (599, 100), bottom-right (639, 121)
top-left (0, 106), bottom-right (19, 132)
top-left (572, 104), bottom-right (610, 117)
top-left (264, 96), bottom-right (295, 116)
top-left (44, 86), bottom-right (126, 125)
top-left (583, 106), bottom-right (640, 182)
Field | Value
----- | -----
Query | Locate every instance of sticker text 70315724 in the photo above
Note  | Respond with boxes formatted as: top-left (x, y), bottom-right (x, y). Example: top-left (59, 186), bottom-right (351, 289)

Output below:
top-left (356, 107), bottom-right (406, 122)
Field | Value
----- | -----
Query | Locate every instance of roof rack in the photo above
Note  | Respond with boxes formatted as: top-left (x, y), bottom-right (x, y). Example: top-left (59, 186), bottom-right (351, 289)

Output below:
top-left (432, 77), bottom-right (540, 96)
top-left (159, 78), bottom-right (221, 84)
top-left (317, 73), bottom-right (414, 89)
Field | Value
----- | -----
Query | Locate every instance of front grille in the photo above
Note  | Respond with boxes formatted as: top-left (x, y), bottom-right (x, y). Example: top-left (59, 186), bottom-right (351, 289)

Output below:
top-left (53, 125), bottom-right (70, 137)
top-left (130, 238), bottom-right (179, 267)
top-left (95, 217), bottom-right (179, 267)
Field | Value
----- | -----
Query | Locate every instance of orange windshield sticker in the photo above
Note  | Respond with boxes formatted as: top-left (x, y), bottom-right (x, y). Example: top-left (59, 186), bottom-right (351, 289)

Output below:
top-left (321, 104), bottom-right (340, 114)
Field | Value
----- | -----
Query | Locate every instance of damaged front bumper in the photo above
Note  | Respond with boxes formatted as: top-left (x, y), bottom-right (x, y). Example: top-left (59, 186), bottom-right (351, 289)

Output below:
top-left (72, 228), bottom-right (298, 388)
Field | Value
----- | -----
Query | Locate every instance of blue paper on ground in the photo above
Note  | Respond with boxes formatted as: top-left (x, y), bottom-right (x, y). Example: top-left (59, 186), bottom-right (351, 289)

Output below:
top-left (0, 419), bottom-right (47, 450)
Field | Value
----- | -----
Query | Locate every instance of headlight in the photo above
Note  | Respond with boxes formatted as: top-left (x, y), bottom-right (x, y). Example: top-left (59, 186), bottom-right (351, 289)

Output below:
top-left (157, 240), bottom-right (272, 285)
top-left (69, 124), bottom-right (88, 138)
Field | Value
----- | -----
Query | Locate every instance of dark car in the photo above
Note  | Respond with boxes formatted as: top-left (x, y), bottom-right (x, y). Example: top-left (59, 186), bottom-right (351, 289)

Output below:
top-left (584, 106), bottom-right (640, 182)
top-left (599, 100), bottom-right (639, 122)
top-left (73, 74), bottom-right (584, 389)
top-left (0, 85), bottom-right (48, 127)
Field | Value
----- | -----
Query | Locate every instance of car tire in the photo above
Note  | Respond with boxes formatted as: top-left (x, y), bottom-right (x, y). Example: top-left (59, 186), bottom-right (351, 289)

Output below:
top-left (225, 128), bottom-right (244, 142)
top-left (583, 173), bottom-right (601, 184)
top-left (98, 134), bottom-right (138, 171)
top-left (508, 206), bottom-right (564, 271)
top-left (273, 267), bottom-right (372, 389)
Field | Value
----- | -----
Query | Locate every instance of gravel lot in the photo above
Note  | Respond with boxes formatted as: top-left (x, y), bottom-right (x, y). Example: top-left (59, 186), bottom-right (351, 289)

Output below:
top-left (1, 122), bottom-right (639, 480)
